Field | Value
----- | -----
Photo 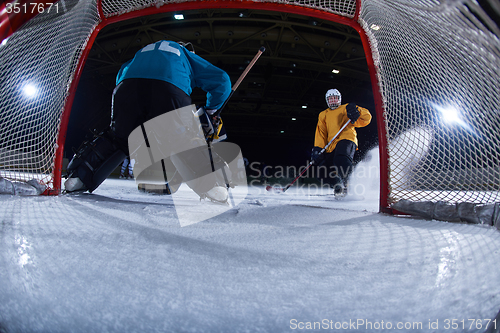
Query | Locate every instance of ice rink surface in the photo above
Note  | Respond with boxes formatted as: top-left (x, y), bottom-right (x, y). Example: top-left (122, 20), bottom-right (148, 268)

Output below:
top-left (1, 177), bottom-right (500, 332)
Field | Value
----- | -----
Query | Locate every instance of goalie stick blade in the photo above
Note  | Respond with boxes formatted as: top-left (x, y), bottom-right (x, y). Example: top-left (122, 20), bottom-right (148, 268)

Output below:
top-left (137, 183), bottom-right (171, 195)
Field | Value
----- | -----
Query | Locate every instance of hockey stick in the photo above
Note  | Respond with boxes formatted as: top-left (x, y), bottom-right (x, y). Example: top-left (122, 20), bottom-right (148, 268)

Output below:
top-left (204, 46), bottom-right (265, 146)
top-left (266, 119), bottom-right (351, 193)
top-left (205, 46), bottom-right (265, 203)
top-left (204, 46), bottom-right (265, 143)
top-left (212, 46), bottom-right (266, 118)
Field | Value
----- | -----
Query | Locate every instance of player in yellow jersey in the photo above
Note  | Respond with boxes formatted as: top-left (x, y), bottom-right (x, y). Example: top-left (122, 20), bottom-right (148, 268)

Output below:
top-left (311, 89), bottom-right (372, 195)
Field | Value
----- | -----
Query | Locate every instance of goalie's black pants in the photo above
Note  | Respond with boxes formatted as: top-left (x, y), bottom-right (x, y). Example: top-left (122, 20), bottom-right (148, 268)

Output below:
top-left (67, 79), bottom-right (191, 192)
top-left (111, 78), bottom-right (192, 152)
top-left (316, 139), bottom-right (356, 188)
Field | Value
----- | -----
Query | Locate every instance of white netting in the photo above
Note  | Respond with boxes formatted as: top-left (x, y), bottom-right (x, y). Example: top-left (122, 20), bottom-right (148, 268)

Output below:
top-left (0, 0), bottom-right (498, 210)
top-left (0, 0), bottom-right (355, 194)
top-left (0, 0), bottom-right (100, 190)
top-left (360, 0), bottom-right (500, 205)
top-left (100, 0), bottom-right (356, 18)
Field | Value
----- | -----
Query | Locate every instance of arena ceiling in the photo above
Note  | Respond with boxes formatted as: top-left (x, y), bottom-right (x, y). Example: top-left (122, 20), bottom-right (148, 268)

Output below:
top-left (70, 8), bottom-right (379, 165)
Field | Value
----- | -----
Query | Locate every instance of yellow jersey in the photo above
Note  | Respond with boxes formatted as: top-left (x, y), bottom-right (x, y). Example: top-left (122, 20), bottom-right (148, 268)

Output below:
top-left (314, 104), bottom-right (372, 153)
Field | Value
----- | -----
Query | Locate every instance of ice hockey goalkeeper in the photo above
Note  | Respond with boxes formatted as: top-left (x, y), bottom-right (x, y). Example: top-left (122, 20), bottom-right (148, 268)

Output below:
top-left (64, 40), bottom-right (231, 202)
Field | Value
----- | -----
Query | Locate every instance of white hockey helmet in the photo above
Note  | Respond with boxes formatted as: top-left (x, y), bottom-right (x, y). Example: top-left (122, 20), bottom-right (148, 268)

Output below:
top-left (325, 89), bottom-right (341, 109)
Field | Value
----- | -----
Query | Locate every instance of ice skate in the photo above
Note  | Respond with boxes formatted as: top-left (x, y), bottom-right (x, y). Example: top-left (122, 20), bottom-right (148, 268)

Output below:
top-left (333, 182), bottom-right (347, 200)
top-left (202, 186), bottom-right (229, 204)
top-left (333, 181), bottom-right (365, 201)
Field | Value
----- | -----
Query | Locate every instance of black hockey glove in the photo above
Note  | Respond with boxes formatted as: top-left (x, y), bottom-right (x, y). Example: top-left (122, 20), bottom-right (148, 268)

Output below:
top-left (310, 146), bottom-right (325, 165)
top-left (197, 106), bottom-right (221, 141)
top-left (210, 113), bottom-right (221, 131)
top-left (204, 108), bottom-right (221, 131)
top-left (346, 103), bottom-right (360, 124)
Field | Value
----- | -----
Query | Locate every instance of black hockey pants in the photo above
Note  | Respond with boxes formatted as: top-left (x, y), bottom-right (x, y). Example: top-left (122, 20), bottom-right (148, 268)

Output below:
top-left (316, 139), bottom-right (356, 187)
top-left (111, 78), bottom-right (192, 152)
top-left (114, 79), bottom-right (226, 196)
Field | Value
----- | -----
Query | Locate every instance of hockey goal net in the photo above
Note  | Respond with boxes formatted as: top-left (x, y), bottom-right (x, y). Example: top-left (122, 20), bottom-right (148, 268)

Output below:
top-left (0, 0), bottom-right (499, 217)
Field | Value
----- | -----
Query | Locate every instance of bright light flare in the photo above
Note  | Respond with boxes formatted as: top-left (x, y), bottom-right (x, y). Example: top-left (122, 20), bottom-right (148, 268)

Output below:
top-left (433, 103), bottom-right (470, 130)
top-left (23, 84), bottom-right (38, 97)
top-left (440, 106), bottom-right (460, 124)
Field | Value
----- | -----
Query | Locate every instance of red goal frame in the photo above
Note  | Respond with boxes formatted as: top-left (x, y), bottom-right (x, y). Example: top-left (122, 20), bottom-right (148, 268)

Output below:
top-left (2, 0), bottom-right (390, 213)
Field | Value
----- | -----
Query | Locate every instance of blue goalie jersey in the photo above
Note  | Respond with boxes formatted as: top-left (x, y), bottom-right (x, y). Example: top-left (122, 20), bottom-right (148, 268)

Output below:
top-left (116, 40), bottom-right (231, 110)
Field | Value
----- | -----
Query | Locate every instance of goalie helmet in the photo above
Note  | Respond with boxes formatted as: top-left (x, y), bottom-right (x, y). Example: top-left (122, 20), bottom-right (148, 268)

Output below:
top-left (177, 41), bottom-right (195, 53)
top-left (325, 89), bottom-right (341, 109)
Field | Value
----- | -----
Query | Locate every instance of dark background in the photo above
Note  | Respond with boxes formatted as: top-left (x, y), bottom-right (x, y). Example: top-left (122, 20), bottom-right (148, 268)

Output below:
top-left (65, 8), bottom-right (379, 174)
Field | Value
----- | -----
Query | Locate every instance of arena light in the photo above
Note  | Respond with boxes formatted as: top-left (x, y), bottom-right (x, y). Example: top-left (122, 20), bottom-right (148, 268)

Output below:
top-left (332, 69), bottom-right (340, 74)
top-left (440, 106), bottom-right (461, 124)
top-left (433, 103), bottom-right (471, 130)
top-left (22, 83), bottom-right (37, 98)
top-left (174, 14), bottom-right (184, 20)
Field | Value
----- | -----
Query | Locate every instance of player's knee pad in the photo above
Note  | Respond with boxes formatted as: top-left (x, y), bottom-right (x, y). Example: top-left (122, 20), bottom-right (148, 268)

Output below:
top-left (67, 131), bottom-right (126, 192)
top-left (332, 155), bottom-right (354, 180)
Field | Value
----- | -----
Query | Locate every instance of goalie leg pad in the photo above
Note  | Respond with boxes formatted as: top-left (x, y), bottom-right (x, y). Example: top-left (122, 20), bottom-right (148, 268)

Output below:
top-left (66, 131), bottom-right (126, 192)
top-left (88, 150), bottom-right (127, 192)
top-left (169, 145), bottom-right (233, 198)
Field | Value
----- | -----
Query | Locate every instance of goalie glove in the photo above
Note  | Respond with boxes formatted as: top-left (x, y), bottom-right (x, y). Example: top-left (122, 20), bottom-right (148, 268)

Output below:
top-left (346, 103), bottom-right (360, 124)
top-left (196, 106), bottom-right (223, 141)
